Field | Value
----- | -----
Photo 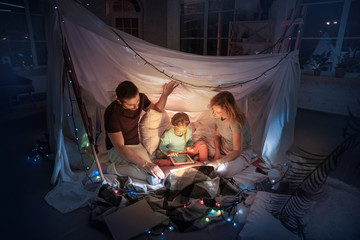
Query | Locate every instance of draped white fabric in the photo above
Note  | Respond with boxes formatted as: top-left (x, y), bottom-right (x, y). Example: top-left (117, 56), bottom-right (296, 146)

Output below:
top-left (45, 0), bottom-right (300, 213)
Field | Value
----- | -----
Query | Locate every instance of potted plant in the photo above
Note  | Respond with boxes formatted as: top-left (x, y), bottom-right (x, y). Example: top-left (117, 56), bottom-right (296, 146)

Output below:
top-left (335, 50), bottom-right (358, 78)
top-left (308, 51), bottom-right (331, 76)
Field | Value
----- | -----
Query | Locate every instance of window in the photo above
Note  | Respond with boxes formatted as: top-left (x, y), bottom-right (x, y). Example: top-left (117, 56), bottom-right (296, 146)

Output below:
top-left (0, 0), bottom-right (47, 68)
top-left (115, 18), bottom-right (139, 37)
top-left (180, 0), bottom-right (235, 56)
top-left (112, 0), bottom-right (142, 38)
top-left (300, 0), bottom-right (360, 72)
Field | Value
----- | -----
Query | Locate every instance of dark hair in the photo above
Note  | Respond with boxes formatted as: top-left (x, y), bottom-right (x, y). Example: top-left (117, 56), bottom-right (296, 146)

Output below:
top-left (171, 112), bottom-right (190, 127)
top-left (116, 81), bottom-right (139, 102)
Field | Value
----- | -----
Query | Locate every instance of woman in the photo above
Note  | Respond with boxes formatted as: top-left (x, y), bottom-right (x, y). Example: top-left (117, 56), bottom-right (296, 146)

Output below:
top-left (208, 91), bottom-right (255, 177)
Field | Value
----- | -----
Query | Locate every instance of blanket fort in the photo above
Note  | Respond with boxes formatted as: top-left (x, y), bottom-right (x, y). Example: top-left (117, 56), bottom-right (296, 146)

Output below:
top-left (44, 0), bottom-right (300, 213)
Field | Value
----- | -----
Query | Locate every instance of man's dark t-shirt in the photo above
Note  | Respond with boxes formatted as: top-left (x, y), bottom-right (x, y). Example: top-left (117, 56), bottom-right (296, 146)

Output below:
top-left (104, 93), bottom-right (151, 150)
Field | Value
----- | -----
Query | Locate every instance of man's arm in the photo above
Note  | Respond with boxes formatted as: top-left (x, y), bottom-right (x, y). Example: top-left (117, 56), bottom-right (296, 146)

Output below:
top-left (108, 131), bottom-right (164, 179)
top-left (145, 81), bottom-right (179, 112)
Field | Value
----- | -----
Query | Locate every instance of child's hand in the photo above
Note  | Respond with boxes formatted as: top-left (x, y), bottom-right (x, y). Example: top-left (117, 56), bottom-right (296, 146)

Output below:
top-left (186, 146), bottom-right (194, 152)
top-left (167, 151), bottom-right (179, 157)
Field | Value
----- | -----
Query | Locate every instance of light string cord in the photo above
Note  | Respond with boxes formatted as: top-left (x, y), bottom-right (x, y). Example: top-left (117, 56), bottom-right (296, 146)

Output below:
top-left (71, 0), bottom-right (296, 91)
top-left (65, 70), bottom-right (94, 182)
top-left (53, 0), bottom-right (96, 182)
top-left (110, 28), bottom-right (291, 90)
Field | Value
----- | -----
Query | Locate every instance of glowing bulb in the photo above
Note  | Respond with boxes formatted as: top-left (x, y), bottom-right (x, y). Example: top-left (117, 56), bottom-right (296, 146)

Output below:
top-left (205, 217), bottom-right (210, 222)
top-left (168, 226), bottom-right (174, 231)
top-left (114, 189), bottom-right (119, 194)
top-left (215, 203), bottom-right (220, 207)
top-left (161, 232), bottom-right (164, 235)
top-left (199, 199), bottom-right (204, 205)
top-left (238, 209), bottom-right (244, 214)
top-left (227, 218), bottom-right (232, 222)
top-left (333, 21), bottom-right (338, 24)
top-left (94, 170), bottom-right (99, 176)
top-left (271, 179), bottom-right (276, 184)
top-left (326, 21), bottom-right (330, 25)
top-left (233, 222), bottom-right (237, 226)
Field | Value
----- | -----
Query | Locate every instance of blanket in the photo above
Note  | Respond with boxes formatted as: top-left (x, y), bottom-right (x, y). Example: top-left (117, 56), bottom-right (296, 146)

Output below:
top-left (90, 166), bottom-right (251, 234)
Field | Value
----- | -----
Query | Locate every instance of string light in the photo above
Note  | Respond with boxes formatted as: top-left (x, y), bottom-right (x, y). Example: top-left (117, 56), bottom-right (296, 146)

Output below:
top-left (111, 28), bottom-right (290, 90)
top-left (53, 1), bottom-right (102, 183)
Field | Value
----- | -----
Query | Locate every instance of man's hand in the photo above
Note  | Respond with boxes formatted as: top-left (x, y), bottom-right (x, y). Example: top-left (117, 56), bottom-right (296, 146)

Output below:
top-left (143, 162), bottom-right (165, 179)
top-left (162, 81), bottom-right (179, 97)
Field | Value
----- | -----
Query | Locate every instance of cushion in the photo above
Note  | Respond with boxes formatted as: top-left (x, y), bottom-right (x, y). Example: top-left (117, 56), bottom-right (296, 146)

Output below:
top-left (139, 109), bottom-right (170, 158)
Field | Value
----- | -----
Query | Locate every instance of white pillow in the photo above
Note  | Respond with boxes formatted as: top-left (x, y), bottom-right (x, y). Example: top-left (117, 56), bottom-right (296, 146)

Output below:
top-left (139, 109), bottom-right (170, 158)
top-left (239, 191), bottom-right (299, 240)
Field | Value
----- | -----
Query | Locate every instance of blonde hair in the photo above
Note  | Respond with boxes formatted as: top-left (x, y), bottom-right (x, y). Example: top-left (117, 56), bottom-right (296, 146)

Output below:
top-left (171, 112), bottom-right (190, 127)
top-left (210, 91), bottom-right (246, 127)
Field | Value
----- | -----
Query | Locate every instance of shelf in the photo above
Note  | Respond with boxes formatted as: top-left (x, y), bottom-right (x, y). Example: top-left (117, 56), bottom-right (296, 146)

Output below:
top-left (228, 20), bottom-right (273, 56)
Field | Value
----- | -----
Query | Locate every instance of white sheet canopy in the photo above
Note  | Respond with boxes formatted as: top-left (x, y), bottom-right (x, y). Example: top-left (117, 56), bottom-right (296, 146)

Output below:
top-left (45, 0), bottom-right (300, 213)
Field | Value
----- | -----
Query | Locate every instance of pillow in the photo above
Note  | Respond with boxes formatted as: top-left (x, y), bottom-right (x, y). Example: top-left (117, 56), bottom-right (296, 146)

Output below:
top-left (139, 109), bottom-right (170, 158)
top-left (239, 191), bottom-right (299, 240)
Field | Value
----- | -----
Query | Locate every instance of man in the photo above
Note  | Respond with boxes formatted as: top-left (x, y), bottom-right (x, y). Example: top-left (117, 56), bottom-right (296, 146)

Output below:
top-left (104, 80), bottom-right (178, 180)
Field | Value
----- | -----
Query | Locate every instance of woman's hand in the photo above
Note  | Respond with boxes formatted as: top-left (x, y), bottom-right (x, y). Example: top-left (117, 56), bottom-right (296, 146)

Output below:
top-left (167, 150), bottom-right (179, 157)
top-left (208, 159), bottom-right (221, 169)
top-left (143, 162), bottom-right (165, 179)
top-left (213, 152), bottom-right (222, 160)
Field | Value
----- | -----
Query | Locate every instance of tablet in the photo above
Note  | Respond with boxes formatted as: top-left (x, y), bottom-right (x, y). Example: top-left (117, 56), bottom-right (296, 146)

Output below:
top-left (169, 154), bottom-right (195, 165)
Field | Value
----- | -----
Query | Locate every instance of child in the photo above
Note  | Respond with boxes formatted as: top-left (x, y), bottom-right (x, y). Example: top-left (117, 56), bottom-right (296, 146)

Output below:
top-left (208, 91), bottom-right (255, 177)
top-left (158, 112), bottom-right (208, 165)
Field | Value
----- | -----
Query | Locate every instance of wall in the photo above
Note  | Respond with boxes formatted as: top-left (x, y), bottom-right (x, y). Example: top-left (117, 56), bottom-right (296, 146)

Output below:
top-left (167, 0), bottom-right (180, 50)
top-left (143, 0), bottom-right (168, 48)
top-left (298, 74), bottom-right (360, 116)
